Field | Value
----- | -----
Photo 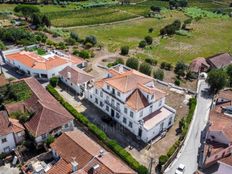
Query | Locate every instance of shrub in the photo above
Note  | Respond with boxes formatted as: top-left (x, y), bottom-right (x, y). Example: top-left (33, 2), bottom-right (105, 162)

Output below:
top-left (84, 35), bottom-right (97, 46)
top-left (160, 62), bottom-right (173, 70)
top-left (150, 6), bottom-right (161, 12)
top-left (145, 58), bottom-right (157, 66)
top-left (107, 58), bottom-right (124, 67)
top-left (65, 37), bottom-right (76, 45)
top-left (121, 46), bottom-right (129, 55)
top-left (160, 20), bottom-right (182, 36)
top-left (148, 27), bottom-right (154, 33)
top-left (139, 40), bottom-right (146, 48)
top-left (139, 62), bottom-right (152, 76)
top-left (144, 36), bottom-right (153, 45)
top-left (0, 41), bottom-right (6, 50)
top-left (57, 42), bottom-right (66, 50)
top-left (70, 32), bottom-right (79, 42)
top-left (174, 79), bottom-right (180, 86)
top-left (79, 50), bottom-right (90, 59)
top-left (159, 155), bottom-right (169, 165)
top-left (50, 76), bottom-right (59, 87)
top-left (174, 61), bottom-right (188, 77)
top-left (46, 135), bottom-right (55, 146)
top-left (154, 69), bottom-right (164, 80)
top-left (126, 58), bottom-right (139, 70)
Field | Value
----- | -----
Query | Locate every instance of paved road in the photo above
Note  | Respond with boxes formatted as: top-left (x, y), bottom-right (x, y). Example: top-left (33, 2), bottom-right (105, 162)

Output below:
top-left (165, 80), bottom-right (212, 174)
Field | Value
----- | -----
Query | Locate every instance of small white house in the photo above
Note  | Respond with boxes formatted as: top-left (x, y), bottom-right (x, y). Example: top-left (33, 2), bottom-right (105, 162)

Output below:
top-left (3, 50), bottom-right (86, 80)
top-left (59, 66), bottom-right (94, 95)
top-left (86, 64), bottom-right (176, 143)
top-left (0, 111), bottom-right (25, 154)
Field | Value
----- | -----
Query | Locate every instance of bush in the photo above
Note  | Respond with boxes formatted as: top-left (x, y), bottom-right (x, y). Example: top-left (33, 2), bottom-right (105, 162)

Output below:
top-left (154, 69), bottom-right (164, 80)
top-left (126, 58), bottom-right (139, 70)
top-left (70, 32), bottom-right (79, 42)
top-left (121, 46), bottom-right (129, 55)
top-left (144, 36), bottom-right (153, 45)
top-left (148, 27), bottom-right (154, 33)
top-left (84, 35), bottom-right (97, 46)
top-left (145, 58), bottom-right (157, 66)
top-left (57, 42), bottom-right (66, 50)
top-left (160, 20), bottom-right (182, 36)
top-left (159, 155), bottom-right (169, 165)
top-left (79, 50), bottom-right (90, 59)
top-left (139, 40), bottom-right (146, 48)
top-left (174, 79), bottom-right (180, 86)
top-left (46, 85), bottom-right (148, 174)
top-left (0, 41), bottom-right (6, 50)
top-left (150, 6), bottom-right (161, 12)
top-left (50, 76), bottom-right (59, 87)
top-left (107, 58), bottom-right (124, 67)
top-left (174, 61), bottom-right (188, 77)
top-left (160, 62), bottom-right (173, 70)
top-left (139, 62), bottom-right (152, 76)
top-left (46, 135), bottom-right (55, 146)
top-left (65, 37), bottom-right (76, 46)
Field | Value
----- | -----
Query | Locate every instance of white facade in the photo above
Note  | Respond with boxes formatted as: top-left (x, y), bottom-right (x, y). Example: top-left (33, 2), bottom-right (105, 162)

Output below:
top-left (0, 133), bottom-right (16, 153)
top-left (86, 65), bottom-right (176, 143)
top-left (35, 120), bottom-right (74, 146)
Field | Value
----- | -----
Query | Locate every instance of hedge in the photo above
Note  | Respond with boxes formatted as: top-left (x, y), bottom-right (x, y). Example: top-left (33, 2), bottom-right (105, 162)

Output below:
top-left (46, 85), bottom-right (148, 174)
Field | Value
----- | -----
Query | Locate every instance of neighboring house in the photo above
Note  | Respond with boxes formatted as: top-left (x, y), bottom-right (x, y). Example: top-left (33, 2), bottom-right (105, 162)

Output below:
top-left (206, 53), bottom-right (232, 69)
top-left (189, 57), bottom-right (210, 76)
top-left (47, 130), bottom-right (136, 174)
top-left (4, 50), bottom-right (86, 79)
top-left (5, 77), bottom-right (74, 146)
top-left (203, 89), bottom-right (232, 173)
top-left (86, 64), bottom-right (176, 143)
top-left (59, 66), bottom-right (94, 95)
top-left (0, 111), bottom-right (25, 154)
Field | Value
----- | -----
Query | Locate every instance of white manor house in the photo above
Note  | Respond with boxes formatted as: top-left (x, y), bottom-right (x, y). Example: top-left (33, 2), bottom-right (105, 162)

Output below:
top-left (86, 64), bottom-right (176, 143)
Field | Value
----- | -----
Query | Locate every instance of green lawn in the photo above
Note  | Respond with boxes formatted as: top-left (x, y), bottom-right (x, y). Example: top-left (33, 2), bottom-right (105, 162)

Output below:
top-left (71, 10), bottom-right (232, 64)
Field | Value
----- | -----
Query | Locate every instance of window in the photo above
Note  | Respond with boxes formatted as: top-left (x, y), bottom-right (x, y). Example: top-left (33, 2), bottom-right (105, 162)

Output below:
top-left (71, 83), bottom-right (73, 86)
top-left (95, 89), bottom-right (98, 94)
top-left (149, 105), bottom-right (153, 113)
top-left (106, 105), bottom-right (109, 112)
top-left (3, 147), bottom-right (10, 153)
top-left (107, 85), bottom-right (110, 90)
top-left (100, 101), bottom-right (104, 107)
top-left (168, 117), bottom-right (172, 125)
top-left (130, 111), bottom-right (134, 118)
top-left (100, 91), bottom-right (103, 97)
top-left (117, 102), bottom-right (120, 109)
top-left (129, 121), bottom-right (133, 128)
top-left (117, 91), bottom-right (121, 97)
top-left (90, 95), bottom-right (92, 99)
top-left (159, 100), bottom-right (162, 107)
top-left (111, 99), bottom-right (115, 106)
top-left (65, 123), bottom-right (69, 128)
top-left (139, 110), bottom-right (143, 117)
top-left (116, 112), bottom-right (120, 119)
top-left (1, 138), bottom-right (7, 143)
top-left (124, 107), bottom-right (128, 114)
top-left (123, 117), bottom-right (127, 124)
top-left (95, 98), bottom-right (98, 104)
top-left (106, 96), bottom-right (109, 103)
top-left (52, 73), bottom-right (55, 77)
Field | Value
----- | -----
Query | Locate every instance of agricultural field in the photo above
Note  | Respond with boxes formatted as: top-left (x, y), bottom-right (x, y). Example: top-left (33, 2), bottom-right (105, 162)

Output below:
top-left (71, 10), bottom-right (232, 64)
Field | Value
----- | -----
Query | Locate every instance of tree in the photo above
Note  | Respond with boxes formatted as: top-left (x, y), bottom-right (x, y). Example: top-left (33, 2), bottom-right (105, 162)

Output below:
top-left (154, 69), bottom-right (164, 80)
top-left (207, 69), bottom-right (228, 93)
top-left (31, 13), bottom-right (43, 27)
top-left (145, 58), bottom-right (157, 66)
top-left (84, 35), bottom-right (97, 46)
top-left (148, 27), bottom-right (154, 33)
top-left (79, 50), bottom-right (90, 59)
top-left (126, 58), bottom-right (139, 70)
top-left (160, 20), bottom-right (182, 36)
top-left (174, 61), bottom-right (188, 77)
top-left (50, 77), bottom-right (59, 87)
top-left (144, 36), bottom-right (153, 45)
top-left (150, 6), bottom-right (161, 13)
top-left (65, 37), bottom-right (76, 45)
top-left (14, 5), bottom-right (40, 21)
top-left (121, 46), bottom-right (129, 55)
top-left (70, 32), bottom-right (79, 42)
top-left (0, 41), bottom-right (5, 50)
top-left (139, 40), bottom-right (146, 48)
top-left (42, 15), bottom-right (51, 28)
top-left (227, 64), bottom-right (232, 86)
top-left (139, 62), bottom-right (152, 76)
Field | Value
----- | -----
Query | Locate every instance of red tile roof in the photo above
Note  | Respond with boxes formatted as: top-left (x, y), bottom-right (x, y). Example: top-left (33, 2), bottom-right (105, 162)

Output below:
top-left (189, 57), bottom-right (209, 73)
top-left (206, 53), bottom-right (232, 68)
top-left (59, 66), bottom-right (93, 85)
top-left (6, 51), bottom-right (85, 71)
top-left (6, 77), bottom-right (74, 137)
top-left (49, 130), bottom-right (136, 174)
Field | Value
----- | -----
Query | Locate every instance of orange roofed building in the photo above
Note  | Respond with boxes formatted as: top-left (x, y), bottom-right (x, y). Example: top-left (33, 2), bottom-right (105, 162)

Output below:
top-left (86, 64), bottom-right (176, 143)
top-left (47, 130), bottom-right (136, 174)
top-left (4, 49), bottom-right (86, 79)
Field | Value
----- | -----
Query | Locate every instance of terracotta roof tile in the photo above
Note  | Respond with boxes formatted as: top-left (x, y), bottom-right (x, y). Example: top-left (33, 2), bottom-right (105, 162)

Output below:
top-left (189, 57), bottom-right (209, 73)
top-left (59, 66), bottom-right (93, 85)
top-left (49, 130), bottom-right (136, 174)
top-left (0, 111), bottom-right (13, 136)
top-left (206, 53), bottom-right (232, 68)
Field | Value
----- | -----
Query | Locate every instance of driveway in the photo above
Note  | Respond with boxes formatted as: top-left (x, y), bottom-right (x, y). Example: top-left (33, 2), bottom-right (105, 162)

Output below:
top-left (0, 164), bottom-right (20, 174)
top-left (165, 80), bottom-right (213, 174)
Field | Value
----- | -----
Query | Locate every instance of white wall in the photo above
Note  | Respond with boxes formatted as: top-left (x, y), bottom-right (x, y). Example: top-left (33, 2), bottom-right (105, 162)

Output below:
top-left (207, 131), bottom-right (230, 145)
top-left (0, 133), bottom-right (16, 153)
top-left (14, 131), bottom-right (25, 144)
top-left (218, 162), bottom-right (232, 174)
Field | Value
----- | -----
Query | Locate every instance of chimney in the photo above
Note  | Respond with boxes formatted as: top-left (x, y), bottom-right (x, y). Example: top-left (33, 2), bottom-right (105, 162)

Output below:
top-left (71, 158), bottom-right (78, 172)
top-left (67, 72), bottom-right (71, 80)
top-left (118, 65), bottom-right (124, 73)
top-left (99, 149), bottom-right (105, 157)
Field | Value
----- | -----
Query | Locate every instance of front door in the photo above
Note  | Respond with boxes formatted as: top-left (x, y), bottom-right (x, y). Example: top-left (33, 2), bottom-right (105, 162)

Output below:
top-left (111, 109), bottom-right (115, 117)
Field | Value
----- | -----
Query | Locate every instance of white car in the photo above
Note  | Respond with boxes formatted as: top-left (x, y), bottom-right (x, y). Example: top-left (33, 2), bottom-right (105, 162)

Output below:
top-left (175, 164), bottom-right (185, 174)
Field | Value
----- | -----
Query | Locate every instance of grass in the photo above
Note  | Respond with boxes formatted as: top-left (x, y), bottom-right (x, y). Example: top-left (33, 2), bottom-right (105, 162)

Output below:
top-left (71, 10), bottom-right (232, 64)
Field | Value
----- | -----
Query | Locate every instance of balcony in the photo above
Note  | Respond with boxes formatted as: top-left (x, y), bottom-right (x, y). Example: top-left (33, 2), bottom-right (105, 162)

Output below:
top-left (105, 100), bottom-right (121, 113)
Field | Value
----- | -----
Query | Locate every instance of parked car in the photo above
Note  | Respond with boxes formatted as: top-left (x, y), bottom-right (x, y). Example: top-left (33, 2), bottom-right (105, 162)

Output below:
top-left (175, 164), bottom-right (185, 174)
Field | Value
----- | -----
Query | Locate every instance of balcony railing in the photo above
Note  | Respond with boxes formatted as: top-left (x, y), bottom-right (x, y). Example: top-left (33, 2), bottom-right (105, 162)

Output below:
top-left (105, 100), bottom-right (121, 113)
